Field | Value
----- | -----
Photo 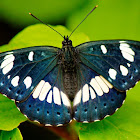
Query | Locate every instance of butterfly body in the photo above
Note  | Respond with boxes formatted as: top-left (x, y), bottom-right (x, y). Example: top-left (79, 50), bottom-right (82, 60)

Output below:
top-left (0, 37), bottom-right (140, 126)
top-left (58, 36), bottom-right (79, 99)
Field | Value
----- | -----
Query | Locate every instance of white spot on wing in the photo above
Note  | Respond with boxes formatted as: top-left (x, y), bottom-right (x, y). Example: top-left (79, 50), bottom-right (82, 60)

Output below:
top-left (73, 90), bottom-right (82, 106)
top-left (2, 62), bottom-right (14, 74)
top-left (108, 68), bottom-right (117, 80)
top-left (47, 90), bottom-right (52, 103)
top-left (120, 65), bottom-right (128, 76)
top-left (89, 87), bottom-right (96, 99)
top-left (24, 76), bottom-right (32, 89)
top-left (120, 43), bottom-right (135, 55)
top-left (28, 51), bottom-right (34, 61)
top-left (1, 54), bottom-right (15, 68)
top-left (101, 45), bottom-right (107, 54)
top-left (82, 84), bottom-right (89, 102)
top-left (24, 115), bottom-right (28, 118)
top-left (95, 76), bottom-right (109, 93)
top-left (17, 107), bottom-right (20, 111)
top-left (7, 75), bottom-right (11, 79)
top-left (45, 124), bottom-right (52, 126)
top-left (39, 82), bottom-right (51, 101)
top-left (119, 41), bottom-right (127, 43)
top-left (94, 119), bottom-right (100, 122)
top-left (115, 108), bottom-right (119, 112)
top-left (120, 43), bottom-right (135, 62)
top-left (61, 91), bottom-right (71, 107)
top-left (90, 78), bottom-right (103, 96)
top-left (83, 121), bottom-right (89, 123)
top-left (100, 75), bottom-right (113, 88)
top-left (34, 120), bottom-right (40, 123)
top-left (32, 80), bottom-right (45, 99)
top-left (104, 115), bottom-right (110, 118)
top-left (3, 94), bottom-right (7, 97)
top-left (57, 124), bottom-right (63, 126)
top-left (11, 76), bottom-right (20, 87)
top-left (127, 63), bottom-right (131, 67)
top-left (121, 51), bottom-right (134, 62)
top-left (10, 98), bottom-right (15, 101)
top-left (53, 87), bottom-right (61, 105)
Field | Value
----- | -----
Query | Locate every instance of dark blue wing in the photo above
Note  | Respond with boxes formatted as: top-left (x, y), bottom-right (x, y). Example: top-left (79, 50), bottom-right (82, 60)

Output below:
top-left (73, 63), bottom-right (126, 122)
top-left (76, 40), bottom-right (140, 91)
top-left (0, 46), bottom-right (59, 101)
top-left (16, 65), bottom-right (72, 126)
top-left (0, 46), bottom-right (72, 126)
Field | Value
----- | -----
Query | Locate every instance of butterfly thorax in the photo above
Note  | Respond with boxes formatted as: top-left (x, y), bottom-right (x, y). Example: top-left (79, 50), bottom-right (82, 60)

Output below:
top-left (60, 36), bottom-right (78, 72)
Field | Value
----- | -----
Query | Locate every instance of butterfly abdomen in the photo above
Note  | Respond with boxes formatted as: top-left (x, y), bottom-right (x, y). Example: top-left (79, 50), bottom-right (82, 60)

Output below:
top-left (63, 70), bottom-right (78, 100)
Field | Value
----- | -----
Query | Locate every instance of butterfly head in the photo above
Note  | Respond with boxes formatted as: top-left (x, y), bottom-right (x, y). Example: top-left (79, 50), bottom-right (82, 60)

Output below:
top-left (62, 36), bottom-right (72, 48)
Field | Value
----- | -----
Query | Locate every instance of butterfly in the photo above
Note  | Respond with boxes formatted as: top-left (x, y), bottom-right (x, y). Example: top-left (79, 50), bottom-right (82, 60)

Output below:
top-left (0, 37), bottom-right (140, 126)
top-left (0, 6), bottom-right (140, 126)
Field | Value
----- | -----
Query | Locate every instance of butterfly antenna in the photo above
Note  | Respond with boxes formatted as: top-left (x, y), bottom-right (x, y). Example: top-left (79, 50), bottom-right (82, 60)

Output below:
top-left (29, 13), bottom-right (64, 38)
top-left (69, 5), bottom-right (98, 39)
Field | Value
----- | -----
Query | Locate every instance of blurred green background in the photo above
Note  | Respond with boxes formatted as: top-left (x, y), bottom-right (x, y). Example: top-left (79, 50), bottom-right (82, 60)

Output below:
top-left (1, 0), bottom-right (140, 46)
top-left (0, 0), bottom-right (140, 140)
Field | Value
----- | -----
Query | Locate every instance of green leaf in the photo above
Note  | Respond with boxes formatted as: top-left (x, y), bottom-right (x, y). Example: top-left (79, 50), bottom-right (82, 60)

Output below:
top-left (0, 128), bottom-right (23, 140)
top-left (0, 94), bottom-right (27, 131)
top-left (0, 45), bottom-right (9, 53)
top-left (8, 24), bottom-right (89, 50)
top-left (75, 82), bottom-right (140, 140)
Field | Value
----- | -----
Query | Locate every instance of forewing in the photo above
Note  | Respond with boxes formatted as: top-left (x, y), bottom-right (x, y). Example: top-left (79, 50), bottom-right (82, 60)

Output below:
top-left (16, 65), bottom-right (72, 126)
top-left (73, 63), bottom-right (126, 122)
top-left (76, 40), bottom-right (140, 91)
top-left (0, 46), bottom-right (59, 101)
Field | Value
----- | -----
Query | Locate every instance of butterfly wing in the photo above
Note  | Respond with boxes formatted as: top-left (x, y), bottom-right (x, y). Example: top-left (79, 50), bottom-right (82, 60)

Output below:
top-left (0, 46), bottom-right (72, 126)
top-left (73, 63), bottom-right (126, 122)
top-left (76, 40), bottom-right (140, 91)
top-left (16, 65), bottom-right (72, 126)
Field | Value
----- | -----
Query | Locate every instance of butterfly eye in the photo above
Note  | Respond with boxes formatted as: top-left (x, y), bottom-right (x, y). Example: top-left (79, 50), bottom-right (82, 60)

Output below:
top-left (62, 40), bottom-right (66, 46)
top-left (62, 41), bottom-right (65, 44)
top-left (68, 40), bottom-right (72, 45)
